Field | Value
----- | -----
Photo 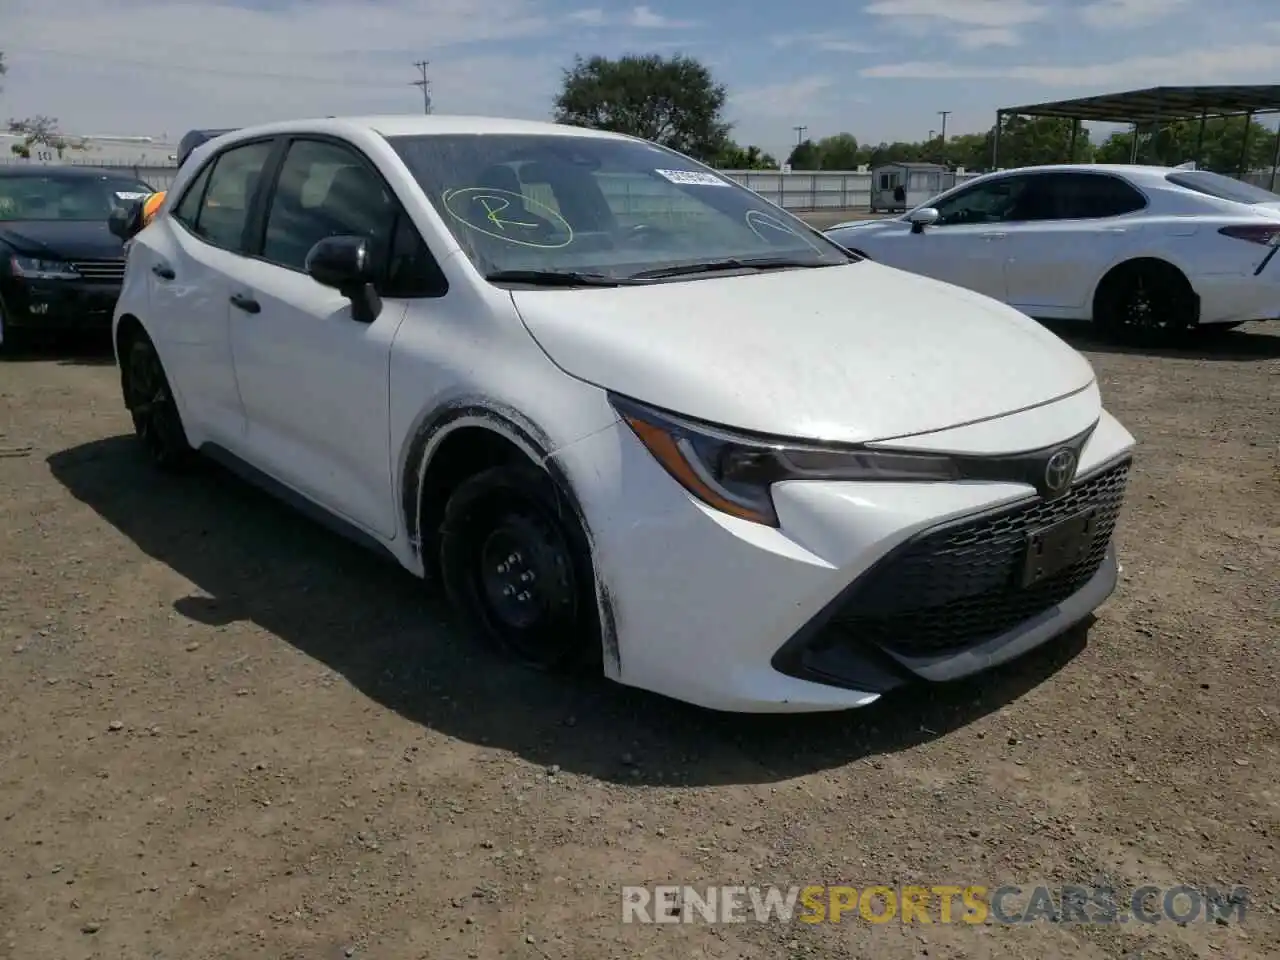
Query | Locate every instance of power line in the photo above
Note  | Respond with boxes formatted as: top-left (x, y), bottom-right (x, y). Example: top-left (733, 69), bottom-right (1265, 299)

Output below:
top-left (412, 60), bottom-right (432, 114)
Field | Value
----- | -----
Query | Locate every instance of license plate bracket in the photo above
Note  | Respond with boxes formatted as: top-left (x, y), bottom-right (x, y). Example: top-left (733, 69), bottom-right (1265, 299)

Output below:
top-left (1021, 509), bottom-right (1096, 587)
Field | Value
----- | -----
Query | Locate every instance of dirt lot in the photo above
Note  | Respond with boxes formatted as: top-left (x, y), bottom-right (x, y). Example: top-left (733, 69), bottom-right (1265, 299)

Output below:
top-left (1, 321), bottom-right (1277, 960)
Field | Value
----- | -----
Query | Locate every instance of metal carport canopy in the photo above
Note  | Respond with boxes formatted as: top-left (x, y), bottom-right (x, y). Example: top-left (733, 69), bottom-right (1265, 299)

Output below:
top-left (992, 84), bottom-right (1280, 171)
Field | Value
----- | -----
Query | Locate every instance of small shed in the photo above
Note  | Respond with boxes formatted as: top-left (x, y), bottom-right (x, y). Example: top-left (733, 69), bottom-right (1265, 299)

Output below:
top-left (869, 162), bottom-right (950, 213)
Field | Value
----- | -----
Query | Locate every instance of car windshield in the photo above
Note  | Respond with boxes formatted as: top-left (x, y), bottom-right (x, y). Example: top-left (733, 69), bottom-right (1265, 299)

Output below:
top-left (385, 133), bottom-right (851, 281)
top-left (1166, 170), bottom-right (1280, 205)
top-left (0, 172), bottom-right (154, 222)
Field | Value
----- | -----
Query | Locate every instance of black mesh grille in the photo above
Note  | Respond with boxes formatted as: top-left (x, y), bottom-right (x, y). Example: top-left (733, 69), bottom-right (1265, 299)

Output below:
top-left (828, 458), bottom-right (1131, 656)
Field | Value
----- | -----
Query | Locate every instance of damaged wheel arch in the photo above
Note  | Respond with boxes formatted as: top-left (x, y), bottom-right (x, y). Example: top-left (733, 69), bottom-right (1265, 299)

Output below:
top-left (399, 399), bottom-right (621, 675)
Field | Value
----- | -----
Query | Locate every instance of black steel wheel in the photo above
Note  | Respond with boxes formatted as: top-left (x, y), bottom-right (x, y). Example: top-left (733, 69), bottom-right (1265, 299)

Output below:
top-left (439, 461), bottom-right (599, 671)
top-left (122, 331), bottom-right (193, 470)
top-left (1094, 262), bottom-right (1197, 345)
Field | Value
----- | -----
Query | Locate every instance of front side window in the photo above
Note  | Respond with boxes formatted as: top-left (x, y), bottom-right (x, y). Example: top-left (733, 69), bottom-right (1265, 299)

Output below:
top-left (386, 133), bottom-right (851, 281)
top-left (262, 139), bottom-right (395, 271)
top-left (0, 173), bottom-right (153, 222)
top-left (181, 140), bottom-right (274, 252)
top-left (930, 177), bottom-right (1030, 226)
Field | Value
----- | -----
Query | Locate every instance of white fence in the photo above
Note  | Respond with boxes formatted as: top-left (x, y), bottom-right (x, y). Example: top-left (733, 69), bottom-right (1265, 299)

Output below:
top-left (4, 159), bottom-right (1277, 211)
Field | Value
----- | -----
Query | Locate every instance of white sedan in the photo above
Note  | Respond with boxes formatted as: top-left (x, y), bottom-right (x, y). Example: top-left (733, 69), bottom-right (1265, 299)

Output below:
top-left (112, 115), bottom-right (1135, 712)
top-left (826, 164), bottom-right (1280, 341)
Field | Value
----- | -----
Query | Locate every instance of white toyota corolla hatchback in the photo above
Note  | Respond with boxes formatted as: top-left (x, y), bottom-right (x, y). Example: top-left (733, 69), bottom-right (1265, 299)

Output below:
top-left (111, 115), bottom-right (1136, 712)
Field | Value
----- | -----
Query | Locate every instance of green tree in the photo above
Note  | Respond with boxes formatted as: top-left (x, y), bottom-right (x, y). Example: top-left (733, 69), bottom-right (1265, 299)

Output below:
top-left (553, 54), bottom-right (731, 163)
top-left (815, 132), bottom-right (859, 169)
top-left (786, 139), bottom-right (821, 170)
top-left (7, 116), bottom-right (87, 159)
top-left (989, 116), bottom-right (1093, 168)
top-left (1095, 117), bottom-right (1277, 173)
top-left (716, 142), bottom-right (777, 169)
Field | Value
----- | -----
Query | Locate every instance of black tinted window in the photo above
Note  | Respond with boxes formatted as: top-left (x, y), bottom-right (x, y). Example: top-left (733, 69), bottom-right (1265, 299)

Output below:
top-left (1166, 170), bottom-right (1279, 205)
top-left (1049, 173), bottom-right (1146, 218)
top-left (263, 139), bottom-right (394, 271)
top-left (185, 140), bottom-right (274, 252)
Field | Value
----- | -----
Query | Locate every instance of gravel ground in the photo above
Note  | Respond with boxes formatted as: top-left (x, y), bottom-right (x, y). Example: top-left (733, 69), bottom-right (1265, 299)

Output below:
top-left (0, 321), bottom-right (1277, 960)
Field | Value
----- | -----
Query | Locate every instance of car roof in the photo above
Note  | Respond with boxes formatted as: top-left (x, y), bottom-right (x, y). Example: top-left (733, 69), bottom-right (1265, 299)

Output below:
top-left (214, 114), bottom-right (631, 143)
top-left (0, 165), bottom-right (150, 180)
top-left (969, 163), bottom-right (1185, 185)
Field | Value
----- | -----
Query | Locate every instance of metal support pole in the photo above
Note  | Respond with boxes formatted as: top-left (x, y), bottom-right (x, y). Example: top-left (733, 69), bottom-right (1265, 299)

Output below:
top-left (1068, 118), bottom-right (1080, 162)
top-left (1269, 117), bottom-right (1280, 192)
top-left (1194, 110), bottom-right (1207, 166)
top-left (1129, 123), bottom-right (1140, 163)
top-left (1148, 90), bottom-right (1164, 164)
top-left (992, 111), bottom-right (1003, 169)
top-left (1236, 111), bottom-right (1254, 178)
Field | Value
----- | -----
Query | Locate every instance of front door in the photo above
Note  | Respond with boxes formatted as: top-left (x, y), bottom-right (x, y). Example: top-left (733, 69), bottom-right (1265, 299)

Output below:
top-left (227, 137), bottom-right (410, 540)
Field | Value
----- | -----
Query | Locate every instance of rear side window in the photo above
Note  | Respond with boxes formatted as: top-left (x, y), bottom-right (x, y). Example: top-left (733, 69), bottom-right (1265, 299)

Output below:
top-left (174, 140), bottom-right (274, 253)
top-left (1049, 173), bottom-right (1147, 219)
top-left (173, 164), bottom-right (212, 227)
top-left (1166, 170), bottom-right (1280, 205)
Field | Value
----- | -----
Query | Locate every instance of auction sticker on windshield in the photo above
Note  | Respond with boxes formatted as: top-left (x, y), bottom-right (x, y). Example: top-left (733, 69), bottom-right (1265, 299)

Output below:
top-left (655, 169), bottom-right (729, 186)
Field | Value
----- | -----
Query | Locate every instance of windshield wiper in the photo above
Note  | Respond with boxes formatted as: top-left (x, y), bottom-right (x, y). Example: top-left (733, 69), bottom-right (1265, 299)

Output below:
top-left (627, 257), bottom-right (837, 280)
top-left (484, 269), bottom-right (638, 287)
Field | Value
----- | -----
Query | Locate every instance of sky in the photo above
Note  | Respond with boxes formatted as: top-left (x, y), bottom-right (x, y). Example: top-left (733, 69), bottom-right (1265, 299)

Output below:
top-left (2, 0), bottom-right (1279, 160)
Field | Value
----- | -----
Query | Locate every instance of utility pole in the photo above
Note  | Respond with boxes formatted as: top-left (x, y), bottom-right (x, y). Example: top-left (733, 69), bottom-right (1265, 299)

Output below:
top-left (937, 111), bottom-right (950, 143)
top-left (411, 60), bottom-right (432, 114)
top-left (793, 125), bottom-right (807, 145)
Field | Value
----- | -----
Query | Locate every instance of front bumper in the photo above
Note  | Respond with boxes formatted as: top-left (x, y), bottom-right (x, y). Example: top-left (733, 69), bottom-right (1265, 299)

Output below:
top-left (0, 276), bottom-right (123, 332)
top-left (552, 404), bottom-right (1135, 713)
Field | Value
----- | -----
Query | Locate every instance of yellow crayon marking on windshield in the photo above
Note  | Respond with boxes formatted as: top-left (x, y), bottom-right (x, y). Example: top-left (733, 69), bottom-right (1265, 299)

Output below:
top-left (475, 194), bottom-right (537, 231)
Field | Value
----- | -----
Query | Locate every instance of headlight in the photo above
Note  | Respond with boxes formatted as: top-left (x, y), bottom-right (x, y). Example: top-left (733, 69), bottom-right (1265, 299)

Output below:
top-left (11, 256), bottom-right (80, 280)
top-left (612, 395), bottom-right (961, 527)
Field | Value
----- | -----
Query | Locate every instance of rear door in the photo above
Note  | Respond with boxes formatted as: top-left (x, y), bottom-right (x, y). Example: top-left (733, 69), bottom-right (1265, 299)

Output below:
top-left (141, 137), bottom-right (277, 445)
top-left (1001, 172), bottom-right (1148, 315)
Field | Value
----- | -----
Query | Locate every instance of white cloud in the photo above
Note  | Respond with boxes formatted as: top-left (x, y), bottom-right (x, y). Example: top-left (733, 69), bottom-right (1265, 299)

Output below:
top-left (864, 0), bottom-right (1043, 47)
top-left (957, 27), bottom-right (1020, 48)
top-left (863, 0), bottom-right (1047, 28)
top-left (729, 76), bottom-right (837, 119)
top-left (0, 0), bottom-right (587, 135)
top-left (860, 41), bottom-right (1280, 88)
top-left (772, 32), bottom-right (879, 53)
top-left (568, 4), bottom-right (692, 28)
top-left (1078, 0), bottom-right (1190, 29)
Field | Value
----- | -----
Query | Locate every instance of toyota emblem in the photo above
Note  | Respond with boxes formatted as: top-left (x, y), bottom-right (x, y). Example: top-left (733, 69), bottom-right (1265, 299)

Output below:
top-left (1043, 448), bottom-right (1077, 498)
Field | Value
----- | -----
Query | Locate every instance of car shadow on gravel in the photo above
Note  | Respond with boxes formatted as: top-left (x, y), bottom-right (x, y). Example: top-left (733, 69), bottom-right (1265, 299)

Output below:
top-left (49, 435), bottom-right (1089, 788)
top-left (1040, 320), bottom-right (1280, 362)
top-left (0, 333), bottom-right (116, 365)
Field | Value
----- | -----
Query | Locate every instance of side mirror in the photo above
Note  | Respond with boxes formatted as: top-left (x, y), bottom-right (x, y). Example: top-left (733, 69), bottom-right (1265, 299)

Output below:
top-left (108, 204), bottom-right (135, 241)
top-left (907, 207), bottom-right (940, 234)
top-left (305, 235), bottom-right (382, 323)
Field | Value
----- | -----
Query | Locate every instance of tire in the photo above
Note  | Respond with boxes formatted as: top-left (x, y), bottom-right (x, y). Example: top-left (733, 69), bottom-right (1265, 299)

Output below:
top-left (120, 329), bottom-right (194, 470)
top-left (1093, 261), bottom-right (1197, 345)
top-left (438, 461), bottom-right (600, 672)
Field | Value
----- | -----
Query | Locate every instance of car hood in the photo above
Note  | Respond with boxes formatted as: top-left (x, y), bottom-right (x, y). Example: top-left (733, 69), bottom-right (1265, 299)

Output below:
top-left (510, 261), bottom-right (1097, 444)
top-left (0, 220), bottom-right (125, 260)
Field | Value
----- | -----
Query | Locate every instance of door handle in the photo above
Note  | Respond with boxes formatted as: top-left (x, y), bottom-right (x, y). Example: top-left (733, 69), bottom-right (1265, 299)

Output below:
top-left (229, 292), bottom-right (261, 314)
top-left (151, 262), bottom-right (175, 279)
top-left (981, 232), bottom-right (1007, 240)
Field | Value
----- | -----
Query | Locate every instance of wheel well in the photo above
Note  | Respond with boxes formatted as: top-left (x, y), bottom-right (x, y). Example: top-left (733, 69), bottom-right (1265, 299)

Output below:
top-left (1092, 258), bottom-right (1198, 320)
top-left (417, 426), bottom-right (531, 559)
top-left (115, 313), bottom-right (145, 361)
